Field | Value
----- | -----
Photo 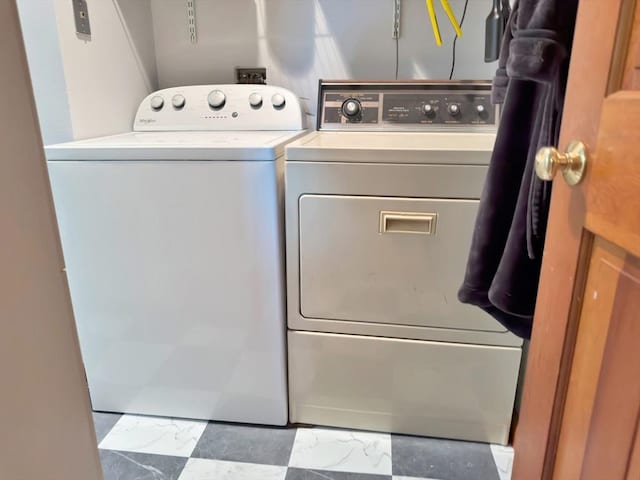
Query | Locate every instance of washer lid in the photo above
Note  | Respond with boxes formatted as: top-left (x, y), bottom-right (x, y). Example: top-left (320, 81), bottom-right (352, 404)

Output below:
top-left (285, 131), bottom-right (496, 164)
top-left (46, 130), bottom-right (307, 161)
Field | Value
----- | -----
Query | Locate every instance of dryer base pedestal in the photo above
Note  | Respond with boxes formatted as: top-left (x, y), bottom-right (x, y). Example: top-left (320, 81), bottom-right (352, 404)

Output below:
top-left (288, 331), bottom-right (521, 445)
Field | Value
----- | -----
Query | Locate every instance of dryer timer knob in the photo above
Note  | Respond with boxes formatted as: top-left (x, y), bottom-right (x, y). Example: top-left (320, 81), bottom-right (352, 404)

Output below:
top-left (342, 98), bottom-right (362, 118)
top-left (272, 94), bottom-right (286, 109)
top-left (208, 90), bottom-right (226, 109)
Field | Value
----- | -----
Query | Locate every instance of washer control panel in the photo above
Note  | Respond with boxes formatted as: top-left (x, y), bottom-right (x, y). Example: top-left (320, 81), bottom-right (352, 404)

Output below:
top-left (134, 84), bottom-right (305, 131)
top-left (318, 81), bottom-right (497, 131)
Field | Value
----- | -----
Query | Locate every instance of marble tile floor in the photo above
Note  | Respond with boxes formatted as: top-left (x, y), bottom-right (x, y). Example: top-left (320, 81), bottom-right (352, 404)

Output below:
top-left (93, 412), bottom-right (514, 480)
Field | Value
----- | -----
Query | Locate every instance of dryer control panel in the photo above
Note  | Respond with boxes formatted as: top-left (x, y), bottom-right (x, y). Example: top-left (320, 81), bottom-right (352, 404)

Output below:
top-left (318, 81), bottom-right (498, 131)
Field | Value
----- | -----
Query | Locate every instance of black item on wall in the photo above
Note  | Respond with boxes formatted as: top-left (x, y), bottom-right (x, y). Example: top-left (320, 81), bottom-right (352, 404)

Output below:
top-left (235, 68), bottom-right (267, 85)
top-left (448, 0), bottom-right (470, 80)
top-left (459, 0), bottom-right (580, 339)
top-left (484, 0), bottom-right (511, 62)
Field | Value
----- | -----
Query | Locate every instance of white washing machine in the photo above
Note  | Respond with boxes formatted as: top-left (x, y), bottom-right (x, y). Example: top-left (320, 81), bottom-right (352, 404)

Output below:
top-left (46, 84), bottom-right (306, 425)
top-left (285, 81), bottom-right (522, 444)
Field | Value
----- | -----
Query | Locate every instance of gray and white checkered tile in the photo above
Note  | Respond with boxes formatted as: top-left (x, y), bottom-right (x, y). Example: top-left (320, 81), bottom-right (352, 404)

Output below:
top-left (94, 412), bottom-right (513, 480)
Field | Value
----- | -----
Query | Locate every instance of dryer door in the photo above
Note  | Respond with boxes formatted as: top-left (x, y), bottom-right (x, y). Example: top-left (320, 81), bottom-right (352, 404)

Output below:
top-left (298, 195), bottom-right (506, 332)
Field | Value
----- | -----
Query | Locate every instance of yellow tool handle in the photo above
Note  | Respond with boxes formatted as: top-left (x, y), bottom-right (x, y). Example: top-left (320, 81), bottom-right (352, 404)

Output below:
top-left (440, 0), bottom-right (463, 37)
top-left (426, 0), bottom-right (442, 46)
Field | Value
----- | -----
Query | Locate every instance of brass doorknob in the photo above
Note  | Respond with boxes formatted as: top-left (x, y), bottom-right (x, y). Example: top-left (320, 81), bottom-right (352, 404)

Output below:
top-left (535, 140), bottom-right (587, 186)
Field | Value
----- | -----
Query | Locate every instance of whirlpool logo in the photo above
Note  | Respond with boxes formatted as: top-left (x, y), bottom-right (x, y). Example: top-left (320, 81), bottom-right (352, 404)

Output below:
top-left (139, 118), bottom-right (156, 124)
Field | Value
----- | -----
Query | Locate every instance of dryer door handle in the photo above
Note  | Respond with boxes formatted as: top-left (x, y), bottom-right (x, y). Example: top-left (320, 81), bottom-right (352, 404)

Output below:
top-left (379, 211), bottom-right (438, 236)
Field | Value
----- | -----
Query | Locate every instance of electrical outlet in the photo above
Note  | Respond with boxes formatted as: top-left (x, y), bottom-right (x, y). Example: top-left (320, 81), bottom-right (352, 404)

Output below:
top-left (72, 0), bottom-right (91, 39)
top-left (235, 68), bottom-right (267, 85)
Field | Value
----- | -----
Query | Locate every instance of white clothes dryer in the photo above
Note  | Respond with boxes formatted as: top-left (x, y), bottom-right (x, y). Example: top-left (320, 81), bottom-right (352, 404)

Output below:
top-left (285, 81), bottom-right (522, 444)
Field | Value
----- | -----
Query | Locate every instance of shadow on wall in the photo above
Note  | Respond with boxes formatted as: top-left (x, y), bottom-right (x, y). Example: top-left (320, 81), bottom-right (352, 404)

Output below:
top-left (258, 0), bottom-right (493, 84)
top-left (152, 0), bottom-right (259, 86)
top-left (202, 0), bottom-right (259, 78)
top-left (150, 0), bottom-right (496, 115)
top-left (261, 0), bottom-right (397, 80)
top-left (115, 0), bottom-right (159, 91)
top-left (259, 0), bottom-right (349, 117)
top-left (261, 1), bottom-right (315, 75)
top-left (316, 0), bottom-right (396, 79)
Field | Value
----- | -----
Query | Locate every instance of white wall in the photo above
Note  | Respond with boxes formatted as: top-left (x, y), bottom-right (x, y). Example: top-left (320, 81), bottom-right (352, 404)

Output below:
top-left (116, 0), bottom-right (159, 92)
top-left (51, 0), bottom-right (156, 139)
top-left (19, 0), bottom-right (497, 139)
top-left (16, 0), bottom-right (73, 145)
top-left (18, 0), bottom-right (158, 142)
top-left (151, 0), bottom-right (497, 115)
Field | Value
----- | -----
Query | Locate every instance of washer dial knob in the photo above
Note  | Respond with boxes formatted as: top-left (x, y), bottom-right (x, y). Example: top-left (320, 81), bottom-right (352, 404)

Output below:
top-left (249, 93), bottom-right (263, 108)
top-left (271, 93), bottom-right (286, 109)
top-left (150, 95), bottom-right (164, 111)
top-left (476, 104), bottom-right (486, 114)
top-left (422, 103), bottom-right (436, 118)
top-left (208, 90), bottom-right (226, 109)
top-left (342, 98), bottom-right (362, 118)
top-left (172, 94), bottom-right (186, 109)
top-left (448, 103), bottom-right (461, 116)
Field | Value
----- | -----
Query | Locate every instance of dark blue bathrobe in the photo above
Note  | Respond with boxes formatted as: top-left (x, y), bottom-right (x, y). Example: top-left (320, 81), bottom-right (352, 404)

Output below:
top-left (458, 0), bottom-right (580, 339)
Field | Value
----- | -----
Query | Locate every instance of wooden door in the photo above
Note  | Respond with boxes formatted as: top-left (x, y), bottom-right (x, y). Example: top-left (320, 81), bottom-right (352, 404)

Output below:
top-left (513, 0), bottom-right (640, 479)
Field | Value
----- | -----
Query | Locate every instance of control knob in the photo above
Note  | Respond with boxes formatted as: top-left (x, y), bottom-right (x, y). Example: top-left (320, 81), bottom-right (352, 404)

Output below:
top-left (476, 104), bottom-right (489, 118)
top-left (150, 95), bottom-right (164, 111)
top-left (249, 93), bottom-right (263, 108)
top-left (448, 103), bottom-right (461, 117)
top-left (272, 94), bottom-right (286, 109)
top-left (342, 98), bottom-right (362, 119)
top-left (172, 94), bottom-right (186, 109)
top-left (422, 103), bottom-right (436, 119)
top-left (208, 90), bottom-right (226, 109)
